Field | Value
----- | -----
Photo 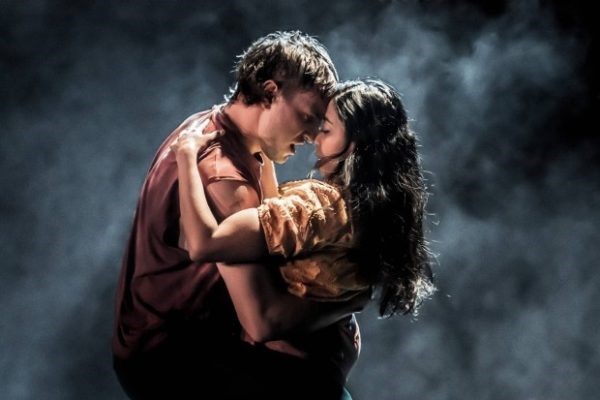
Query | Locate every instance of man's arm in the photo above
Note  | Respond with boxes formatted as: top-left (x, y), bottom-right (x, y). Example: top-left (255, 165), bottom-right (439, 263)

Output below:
top-left (216, 260), bottom-right (368, 342)
top-left (205, 179), bottom-right (368, 342)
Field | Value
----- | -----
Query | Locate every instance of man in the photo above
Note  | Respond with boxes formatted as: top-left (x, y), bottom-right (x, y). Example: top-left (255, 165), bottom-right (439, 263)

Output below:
top-left (113, 31), bottom-right (361, 399)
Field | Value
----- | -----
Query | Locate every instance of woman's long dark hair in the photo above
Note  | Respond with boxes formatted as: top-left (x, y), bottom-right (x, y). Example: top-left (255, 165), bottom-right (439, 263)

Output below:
top-left (320, 79), bottom-right (435, 317)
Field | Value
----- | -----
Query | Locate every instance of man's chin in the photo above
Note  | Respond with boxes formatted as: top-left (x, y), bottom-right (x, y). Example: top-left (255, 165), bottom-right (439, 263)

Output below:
top-left (274, 155), bottom-right (291, 165)
top-left (267, 152), bottom-right (292, 164)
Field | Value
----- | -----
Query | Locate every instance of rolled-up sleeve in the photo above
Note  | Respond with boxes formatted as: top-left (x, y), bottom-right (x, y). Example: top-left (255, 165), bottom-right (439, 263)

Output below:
top-left (257, 180), bottom-right (350, 258)
top-left (256, 180), bottom-right (369, 301)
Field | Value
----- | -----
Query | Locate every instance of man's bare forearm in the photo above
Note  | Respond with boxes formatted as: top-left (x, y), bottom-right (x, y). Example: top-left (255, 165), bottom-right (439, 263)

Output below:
top-left (217, 261), bottom-right (368, 342)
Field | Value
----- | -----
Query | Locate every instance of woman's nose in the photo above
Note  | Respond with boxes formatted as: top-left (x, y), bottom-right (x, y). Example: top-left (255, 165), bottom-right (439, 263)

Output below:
top-left (314, 132), bottom-right (323, 146)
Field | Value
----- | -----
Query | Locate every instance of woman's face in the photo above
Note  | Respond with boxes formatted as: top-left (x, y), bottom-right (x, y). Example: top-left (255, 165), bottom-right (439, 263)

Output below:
top-left (314, 100), bottom-right (349, 177)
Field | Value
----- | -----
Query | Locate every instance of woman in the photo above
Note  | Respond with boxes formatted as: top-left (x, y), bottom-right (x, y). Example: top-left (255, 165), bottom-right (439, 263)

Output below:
top-left (172, 79), bottom-right (435, 397)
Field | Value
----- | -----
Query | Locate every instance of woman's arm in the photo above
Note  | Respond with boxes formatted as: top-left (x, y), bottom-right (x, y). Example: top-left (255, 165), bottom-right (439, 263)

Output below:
top-left (259, 156), bottom-right (279, 199)
top-left (172, 129), bottom-right (268, 263)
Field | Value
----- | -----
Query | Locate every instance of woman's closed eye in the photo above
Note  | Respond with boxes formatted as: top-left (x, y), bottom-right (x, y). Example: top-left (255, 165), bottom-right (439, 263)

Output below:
top-left (318, 121), bottom-right (330, 134)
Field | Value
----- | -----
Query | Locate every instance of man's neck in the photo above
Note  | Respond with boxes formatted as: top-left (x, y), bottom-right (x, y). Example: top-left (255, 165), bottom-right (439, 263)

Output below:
top-left (221, 99), bottom-right (262, 155)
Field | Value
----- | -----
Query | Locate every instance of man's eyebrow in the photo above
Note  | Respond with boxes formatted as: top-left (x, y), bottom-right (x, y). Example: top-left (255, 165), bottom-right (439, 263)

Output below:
top-left (316, 107), bottom-right (330, 123)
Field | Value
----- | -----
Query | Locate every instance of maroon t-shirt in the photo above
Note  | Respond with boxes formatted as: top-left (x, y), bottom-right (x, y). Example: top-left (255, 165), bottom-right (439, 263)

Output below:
top-left (113, 106), bottom-right (263, 360)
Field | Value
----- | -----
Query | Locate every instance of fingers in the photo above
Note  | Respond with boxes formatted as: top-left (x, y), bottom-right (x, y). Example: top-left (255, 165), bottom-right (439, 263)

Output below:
top-left (178, 128), bottom-right (224, 140)
top-left (202, 129), bottom-right (225, 141)
top-left (171, 128), bottom-right (225, 155)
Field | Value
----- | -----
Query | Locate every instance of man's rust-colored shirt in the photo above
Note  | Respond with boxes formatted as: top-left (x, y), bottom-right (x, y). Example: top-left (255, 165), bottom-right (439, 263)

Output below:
top-left (113, 107), bottom-right (263, 359)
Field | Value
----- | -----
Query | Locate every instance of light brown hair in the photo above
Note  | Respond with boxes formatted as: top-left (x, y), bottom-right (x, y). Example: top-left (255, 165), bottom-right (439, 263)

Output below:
top-left (229, 31), bottom-right (338, 104)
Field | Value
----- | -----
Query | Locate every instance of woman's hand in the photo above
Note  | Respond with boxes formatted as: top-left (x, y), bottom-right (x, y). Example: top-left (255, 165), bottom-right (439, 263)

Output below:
top-left (171, 127), bottom-right (225, 159)
top-left (259, 154), bottom-right (279, 198)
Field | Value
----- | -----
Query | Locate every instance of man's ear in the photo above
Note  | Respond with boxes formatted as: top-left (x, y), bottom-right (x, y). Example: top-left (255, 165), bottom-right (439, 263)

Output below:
top-left (262, 80), bottom-right (280, 107)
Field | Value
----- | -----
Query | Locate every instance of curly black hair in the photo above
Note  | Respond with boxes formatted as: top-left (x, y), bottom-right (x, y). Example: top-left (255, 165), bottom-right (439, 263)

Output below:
top-left (318, 79), bottom-right (436, 317)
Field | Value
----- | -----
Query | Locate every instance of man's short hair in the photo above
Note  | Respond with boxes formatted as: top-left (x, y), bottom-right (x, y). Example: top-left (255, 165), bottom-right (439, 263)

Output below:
top-left (229, 31), bottom-right (338, 104)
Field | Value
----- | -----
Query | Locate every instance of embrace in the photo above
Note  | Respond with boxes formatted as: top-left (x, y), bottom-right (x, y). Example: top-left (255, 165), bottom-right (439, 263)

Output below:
top-left (113, 31), bottom-right (435, 400)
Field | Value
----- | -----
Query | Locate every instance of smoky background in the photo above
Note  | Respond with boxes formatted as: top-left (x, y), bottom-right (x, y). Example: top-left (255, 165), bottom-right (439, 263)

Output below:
top-left (1, 1), bottom-right (598, 399)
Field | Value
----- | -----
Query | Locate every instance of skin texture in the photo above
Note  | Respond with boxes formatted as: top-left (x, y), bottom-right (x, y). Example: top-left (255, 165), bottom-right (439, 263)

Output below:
top-left (222, 80), bottom-right (326, 164)
top-left (254, 81), bottom-right (326, 163)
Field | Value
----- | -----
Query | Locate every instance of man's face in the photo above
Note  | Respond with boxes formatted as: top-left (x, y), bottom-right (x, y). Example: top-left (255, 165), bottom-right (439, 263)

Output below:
top-left (256, 86), bottom-right (327, 164)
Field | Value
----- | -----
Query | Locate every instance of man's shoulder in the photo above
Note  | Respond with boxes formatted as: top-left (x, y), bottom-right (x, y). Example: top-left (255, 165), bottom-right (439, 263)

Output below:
top-left (179, 109), bottom-right (213, 130)
top-left (197, 131), bottom-right (262, 191)
top-left (198, 142), bottom-right (249, 184)
top-left (148, 108), bottom-right (215, 170)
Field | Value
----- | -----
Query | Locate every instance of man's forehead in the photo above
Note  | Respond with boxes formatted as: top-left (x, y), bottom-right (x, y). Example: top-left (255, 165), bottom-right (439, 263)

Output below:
top-left (292, 89), bottom-right (327, 115)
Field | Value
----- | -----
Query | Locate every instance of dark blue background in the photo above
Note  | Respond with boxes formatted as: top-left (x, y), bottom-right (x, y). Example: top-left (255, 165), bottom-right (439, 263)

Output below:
top-left (2, 1), bottom-right (598, 399)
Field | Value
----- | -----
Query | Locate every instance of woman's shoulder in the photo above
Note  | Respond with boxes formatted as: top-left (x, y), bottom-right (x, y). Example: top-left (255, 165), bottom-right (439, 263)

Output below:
top-left (278, 179), bottom-right (342, 200)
